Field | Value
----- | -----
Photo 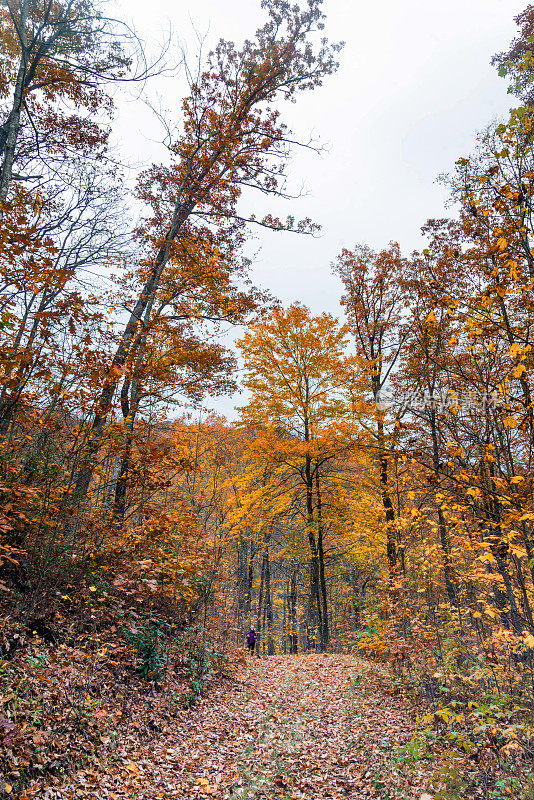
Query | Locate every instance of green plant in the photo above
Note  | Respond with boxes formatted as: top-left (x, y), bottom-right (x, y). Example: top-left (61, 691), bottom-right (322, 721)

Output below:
top-left (28, 709), bottom-right (43, 727)
top-left (521, 774), bottom-right (534, 800)
top-left (491, 775), bottom-right (522, 799)
top-left (351, 674), bottom-right (363, 689)
top-left (26, 651), bottom-right (49, 671)
top-left (396, 735), bottom-right (426, 764)
top-left (372, 767), bottom-right (387, 793)
top-left (123, 614), bottom-right (172, 682)
top-left (435, 756), bottom-right (470, 800)
top-left (178, 630), bottom-right (216, 709)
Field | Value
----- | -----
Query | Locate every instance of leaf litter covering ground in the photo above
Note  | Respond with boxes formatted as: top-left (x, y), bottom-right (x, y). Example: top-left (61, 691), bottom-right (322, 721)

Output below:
top-left (25, 653), bottom-right (431, 800)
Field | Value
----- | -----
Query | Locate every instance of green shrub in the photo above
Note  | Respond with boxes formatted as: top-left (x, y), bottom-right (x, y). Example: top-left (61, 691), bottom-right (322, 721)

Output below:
top-left (178, 629), bottom-right (216, 709)
top-left (124, 614), bottom-right (172, 682)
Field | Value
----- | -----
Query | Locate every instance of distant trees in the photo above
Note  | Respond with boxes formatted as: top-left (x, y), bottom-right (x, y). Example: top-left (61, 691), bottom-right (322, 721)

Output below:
top-left (237, 303), bottom-right (355, 650)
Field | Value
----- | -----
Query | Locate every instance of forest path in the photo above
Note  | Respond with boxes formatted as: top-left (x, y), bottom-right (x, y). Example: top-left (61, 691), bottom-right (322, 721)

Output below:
top-left (52, 654), bottom-right (429, 800)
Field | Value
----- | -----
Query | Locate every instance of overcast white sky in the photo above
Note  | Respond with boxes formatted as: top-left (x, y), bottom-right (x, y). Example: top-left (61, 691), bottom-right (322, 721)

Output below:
top-left (111, 0), bottom-right (525, 416)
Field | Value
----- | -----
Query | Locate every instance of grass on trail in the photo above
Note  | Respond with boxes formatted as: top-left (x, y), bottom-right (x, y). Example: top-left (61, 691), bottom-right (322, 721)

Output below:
top-left (23, 653), bottom-right (431, 799)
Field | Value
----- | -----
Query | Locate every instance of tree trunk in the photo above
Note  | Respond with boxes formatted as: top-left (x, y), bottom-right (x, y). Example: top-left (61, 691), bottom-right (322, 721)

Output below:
top-left (305, 452), bottom-right (322, 649)
top-left (283, 582), bottom-right (287, 654)
top-left (315, 469), bottom-right (329, 649)
top-left (265, 555), bottom-right (274, 655)
top-left (237, 537), bottom-right (249, 628)
top-left (72, 195), bottom-right (196, 501)
top-left (257, 550), bottom-right (265, 636)
top-left (377, 415), bottom-right (397, 588)
top-left (428, 404), bottom-right (458, 607)
top-left (0, 0), bottom-right (28, 207)
top-left (112, 374), bottom-right (140, 524)
top-left (244, 539), bottom-right (254, 620)
top-left (477, 475), bottom-right (525, 635)
top-left (289, 570), bottom-right (298, 654)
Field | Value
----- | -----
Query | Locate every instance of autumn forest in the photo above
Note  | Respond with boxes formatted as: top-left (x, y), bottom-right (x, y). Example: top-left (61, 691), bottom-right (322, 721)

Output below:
top-left (2, 1), bottom-right (534, 798)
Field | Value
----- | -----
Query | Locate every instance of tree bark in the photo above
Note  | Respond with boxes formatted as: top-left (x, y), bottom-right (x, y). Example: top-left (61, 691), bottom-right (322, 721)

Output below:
top-left (0, 0), bottom-right (28, 208)
top-left (306, 453), bottom-right (322, 649)
top-left (315, 469), bottom-right (329, 648)
top-left (428, 404), bottom-right (458, 607)
top-left (289, 570), bottom-right (298, 653)
top-left (265, 554), bottom-right (274, 655)
top-left (244, 539), bottom-right (254, 620)
top-left (377, 415), bottom-right (398, 588)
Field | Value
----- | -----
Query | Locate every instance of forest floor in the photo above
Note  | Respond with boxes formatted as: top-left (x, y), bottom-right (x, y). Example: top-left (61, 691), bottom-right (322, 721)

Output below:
top-left (21, 653), bottom-right (434, 800)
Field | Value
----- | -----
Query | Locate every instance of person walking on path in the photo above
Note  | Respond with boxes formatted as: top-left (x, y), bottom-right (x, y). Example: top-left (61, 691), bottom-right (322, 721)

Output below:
top-left (246, 628), bottom-right (257, 656)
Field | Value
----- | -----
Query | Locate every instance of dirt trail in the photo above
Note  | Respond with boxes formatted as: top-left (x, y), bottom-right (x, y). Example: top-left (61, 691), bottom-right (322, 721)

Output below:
top-left (43, 654), bottom-right (428, 799)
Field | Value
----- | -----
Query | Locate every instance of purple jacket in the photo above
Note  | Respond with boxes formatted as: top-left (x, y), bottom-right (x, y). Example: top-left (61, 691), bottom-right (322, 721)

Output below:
top-left (246, 630), bottom-right (256, 644)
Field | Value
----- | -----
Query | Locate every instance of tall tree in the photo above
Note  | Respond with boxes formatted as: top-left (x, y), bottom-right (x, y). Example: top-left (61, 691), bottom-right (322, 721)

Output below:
top-left (333, 243), bottom-right (407, 591)
top-left (73, 0), bottom-right (342, 501)
top-left (0, 0), bottom-right (136, 207)
top-left (238, 303), bottom-right (352, 650)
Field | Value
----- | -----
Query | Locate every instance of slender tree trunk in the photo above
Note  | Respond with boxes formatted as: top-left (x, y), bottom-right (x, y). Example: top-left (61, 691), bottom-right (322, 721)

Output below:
top-left (244, 539), bottom-right (254, 620)
top-left (437, 508), bottom-right (458, 607)
top-left (315, 469), bottom-right (329, 648)
top-left (283, 581), bottom-right (288, 654)
top-left (520, 520), bottom-right (534, 588)
top-left (477, 475), bottom-right (525, 635)
top-left (304, 449), bottom-right (322, 649)
top-left (493, 548), bottom-right (524, 635)
top-left (300, 388), bottom-right (322, 649)
top-left (257, 550), bottom-right (266, 636)
top-left (72, 195), bottom-right (196, 501)
top-left (0, 288), bottom-right (53, 435)
top-left (237, 537), bottom-right (249, 628)
top-left (289, 570), bottom-right (298, 654)
top-left (428, 405), bottom-right (459, 607)
top-left (112, 374), bottom-right (140, 524)
top-left (377, 415), bottom-right (397, 587)
top-left (265, 555), bottom-right (274, 655)
top-left (0, 0), bottom-right (28, 208)
top-left (513, 555), bottom-right (534, 630)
